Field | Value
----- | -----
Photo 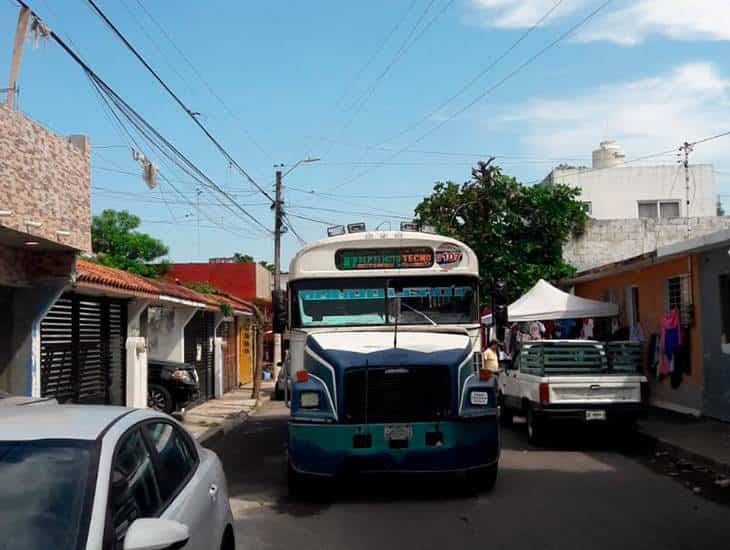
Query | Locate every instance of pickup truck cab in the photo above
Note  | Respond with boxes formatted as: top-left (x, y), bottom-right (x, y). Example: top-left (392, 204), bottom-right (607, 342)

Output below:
top-left (498, 340), bottom-right (648, 443)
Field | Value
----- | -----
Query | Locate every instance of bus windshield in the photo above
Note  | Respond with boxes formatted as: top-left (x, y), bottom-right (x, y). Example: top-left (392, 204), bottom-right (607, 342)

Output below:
top-left (291, 276), bottom-right (478, 328)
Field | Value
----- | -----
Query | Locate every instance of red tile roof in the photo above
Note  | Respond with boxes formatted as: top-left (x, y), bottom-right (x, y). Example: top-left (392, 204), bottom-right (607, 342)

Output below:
top-left (75, 259), bottom-right (259, 315)
top-left (76, 259), bottom-right (159, 297)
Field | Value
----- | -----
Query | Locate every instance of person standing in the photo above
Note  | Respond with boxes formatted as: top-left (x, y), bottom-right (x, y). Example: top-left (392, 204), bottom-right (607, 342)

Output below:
top-left (483, 340), bottom-right (500, 374)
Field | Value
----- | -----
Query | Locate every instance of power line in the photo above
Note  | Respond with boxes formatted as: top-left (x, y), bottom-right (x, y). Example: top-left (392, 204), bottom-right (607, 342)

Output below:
top-left (331, 0), bottom-right (418, 111)
top-left (131, 0), bottom-right (273, 163)
top-left (285, 212), bottom-right (339, 226)
top-left (323, 0), bottom-right (450, 157)
top-left (83, 64), bottom-right (272, 235)
top-left (379, 0), bottom-right (565, 146)
top-left (83, 0), bottom-right (274, 202)
top-left (327, 0), bottom-right (614, 191)
top-left (287, 204), bottom-right (413, 220)
top-left (690, 130), bottom-right (730, 147)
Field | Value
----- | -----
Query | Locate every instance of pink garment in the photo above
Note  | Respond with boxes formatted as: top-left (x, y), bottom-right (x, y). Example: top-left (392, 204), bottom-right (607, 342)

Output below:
top-left (659, 308), bottom-right (681, 376)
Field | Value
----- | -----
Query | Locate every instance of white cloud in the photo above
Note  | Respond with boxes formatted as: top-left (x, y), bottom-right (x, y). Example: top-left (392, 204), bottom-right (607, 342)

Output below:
top-left (501, 62), bottom-right (730, 163)
top-left (468, 0), bottom-right (584, 29)
top-left (469, 0), bottom-right (730, 45)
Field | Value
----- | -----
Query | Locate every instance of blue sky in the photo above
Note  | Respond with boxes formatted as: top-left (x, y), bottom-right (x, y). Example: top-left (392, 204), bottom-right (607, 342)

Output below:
top-left (2, 0), bottom-right (730, 265)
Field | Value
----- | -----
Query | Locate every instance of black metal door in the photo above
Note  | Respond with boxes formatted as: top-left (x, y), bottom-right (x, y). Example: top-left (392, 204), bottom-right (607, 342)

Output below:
top-left (40, 293), bottom-right (127, 405)
top-left (185, 311), bottom-right (215, 401)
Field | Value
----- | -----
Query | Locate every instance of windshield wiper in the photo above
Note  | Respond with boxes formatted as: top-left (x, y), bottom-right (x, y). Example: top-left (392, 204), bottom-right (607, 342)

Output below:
top-left (401, 302), bottom-right (437, 326)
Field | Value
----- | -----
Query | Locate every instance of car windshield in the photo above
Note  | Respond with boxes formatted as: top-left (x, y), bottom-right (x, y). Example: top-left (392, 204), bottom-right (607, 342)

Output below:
top-left (292, 276), bottom-right (478, 327)
top-left (0, 440), bottom-right (96, 550)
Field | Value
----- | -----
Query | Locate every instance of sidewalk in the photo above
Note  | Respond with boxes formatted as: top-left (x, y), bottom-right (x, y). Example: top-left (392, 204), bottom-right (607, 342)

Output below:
top-left (180, 381), bottom-right (274, 443)
top-left (637, 407), bottom-right (730, 475)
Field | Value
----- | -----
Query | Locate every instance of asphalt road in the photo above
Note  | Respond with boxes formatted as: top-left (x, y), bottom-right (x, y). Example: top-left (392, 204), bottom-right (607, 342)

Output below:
top-left (206, 399), bottom-right (730, 550)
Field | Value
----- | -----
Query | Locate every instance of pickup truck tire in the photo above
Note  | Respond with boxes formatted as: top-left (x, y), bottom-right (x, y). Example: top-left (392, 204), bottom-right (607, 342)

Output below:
top-left (526, 406), bottom-right (545, 445)
top-left (499, 394), bottom-right (513, 427)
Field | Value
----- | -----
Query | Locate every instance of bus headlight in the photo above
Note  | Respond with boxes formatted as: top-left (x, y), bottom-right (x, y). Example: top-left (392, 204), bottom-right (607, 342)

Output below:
top-left (300, 391), bottom-right (321, 409)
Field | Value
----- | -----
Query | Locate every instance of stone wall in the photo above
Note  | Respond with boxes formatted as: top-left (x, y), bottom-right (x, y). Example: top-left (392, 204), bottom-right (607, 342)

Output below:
top-left (0, 104), bottom-right (91, 252)
top-left (564, 216), bottom-right (730, 271)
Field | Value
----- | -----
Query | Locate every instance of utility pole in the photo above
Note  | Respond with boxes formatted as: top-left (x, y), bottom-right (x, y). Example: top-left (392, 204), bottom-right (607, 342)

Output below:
top-left (5, 6), bottom-right (30, 109)
top-left (680, 141), bottom-right (694, 233)
top-left (273, 168), bottom-right (283, 380)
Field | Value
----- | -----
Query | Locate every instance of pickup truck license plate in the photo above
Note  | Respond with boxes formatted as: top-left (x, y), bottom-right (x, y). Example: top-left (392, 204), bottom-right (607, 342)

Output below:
top-left (586, 410), bottom-right (607, 421)
top-left (384, 425), bottom-right (412, 441)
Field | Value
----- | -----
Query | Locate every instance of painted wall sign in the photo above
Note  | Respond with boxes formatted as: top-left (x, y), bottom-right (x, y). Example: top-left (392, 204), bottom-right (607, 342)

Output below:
top-left (435, 243), bottom-right (463, 268)
top-left (335, 247), bottom-right (434, 270)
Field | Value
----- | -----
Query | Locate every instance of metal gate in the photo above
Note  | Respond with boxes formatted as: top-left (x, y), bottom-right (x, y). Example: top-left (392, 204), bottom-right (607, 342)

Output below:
top-left (218, 319), bottom-right (238, 393)
top-left (185, 311), bottom-right (215, 401)
top-left (40, 293), bottom-right (127, 405)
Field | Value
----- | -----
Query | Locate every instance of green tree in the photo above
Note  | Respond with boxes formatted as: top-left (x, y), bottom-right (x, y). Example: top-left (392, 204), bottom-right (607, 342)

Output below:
top-left (91, 209), bottom-right (169, 278)
top-left (258, 260), bottom-right (275, 273)
top-left (414, 160), bottom-right (587, 304)
top-left (232, 252), bottom-right (255, 263)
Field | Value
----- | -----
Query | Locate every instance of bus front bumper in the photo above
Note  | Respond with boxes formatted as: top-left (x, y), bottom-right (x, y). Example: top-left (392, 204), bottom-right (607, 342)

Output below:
top-left (288, 417), bottom-right (500, 476)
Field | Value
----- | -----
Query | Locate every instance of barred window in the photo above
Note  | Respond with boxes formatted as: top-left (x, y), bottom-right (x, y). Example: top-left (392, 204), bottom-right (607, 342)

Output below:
top-left (664, 275), bottom-right (692, 325)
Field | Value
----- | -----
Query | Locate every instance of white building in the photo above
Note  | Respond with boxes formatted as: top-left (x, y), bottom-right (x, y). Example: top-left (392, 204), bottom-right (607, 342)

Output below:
top-left (543, 141), bottom-right (717, 220)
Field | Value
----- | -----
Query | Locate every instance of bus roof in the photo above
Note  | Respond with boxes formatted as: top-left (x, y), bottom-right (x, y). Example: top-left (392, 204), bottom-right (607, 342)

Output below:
top-left (288, 230), bottom-right (479, 281)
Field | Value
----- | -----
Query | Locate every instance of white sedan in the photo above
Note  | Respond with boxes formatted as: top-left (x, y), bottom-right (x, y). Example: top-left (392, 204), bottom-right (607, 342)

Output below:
top-left (0, 402), bottom-right (234, 550)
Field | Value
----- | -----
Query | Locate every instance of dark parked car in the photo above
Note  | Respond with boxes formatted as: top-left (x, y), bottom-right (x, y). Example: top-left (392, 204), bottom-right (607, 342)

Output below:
top-left (147, 359), bottom-right (200, 413)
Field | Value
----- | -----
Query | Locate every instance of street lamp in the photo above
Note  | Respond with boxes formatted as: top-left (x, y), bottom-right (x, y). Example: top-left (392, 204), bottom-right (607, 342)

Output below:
top-left (272, 156), bottom-right (321, 378)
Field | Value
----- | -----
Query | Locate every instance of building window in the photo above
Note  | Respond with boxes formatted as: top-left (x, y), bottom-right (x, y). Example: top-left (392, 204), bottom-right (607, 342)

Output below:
top-left (582, 202), bottom-right (592, 215)
top-left (664, 274), bottom-right (692, 325)
top-left (719, 274), bottom-right (730, 354)
top-left (638, 200), bottom-right (681, 219)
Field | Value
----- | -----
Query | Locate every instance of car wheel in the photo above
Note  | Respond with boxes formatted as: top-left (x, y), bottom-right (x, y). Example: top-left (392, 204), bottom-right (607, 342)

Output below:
top-left (148, 384), bottom-right (174, 414)
top-left (273, 386), bottom-right (284, 401)
top-left (499, 394), bottom-right (513, 427)
top-left (526, 406), bottom-right (545, 445)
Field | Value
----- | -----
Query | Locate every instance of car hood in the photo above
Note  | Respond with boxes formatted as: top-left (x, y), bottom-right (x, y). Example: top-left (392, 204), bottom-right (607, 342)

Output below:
top-left (306, 329), bottom-right (472, 369)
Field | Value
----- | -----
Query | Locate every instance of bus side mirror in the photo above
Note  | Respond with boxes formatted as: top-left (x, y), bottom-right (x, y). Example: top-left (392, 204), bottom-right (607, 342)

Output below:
top-left (273, 290), bottom-right (287, 333)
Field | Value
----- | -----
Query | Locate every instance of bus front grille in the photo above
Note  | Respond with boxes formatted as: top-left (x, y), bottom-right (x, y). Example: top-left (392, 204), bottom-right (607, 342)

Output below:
top-left (343, 366), bottom-right (451, 423)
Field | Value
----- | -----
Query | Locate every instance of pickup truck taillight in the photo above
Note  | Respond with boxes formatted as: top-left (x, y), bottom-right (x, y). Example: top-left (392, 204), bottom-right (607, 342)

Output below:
top-left (479, 369), bottom-right (492, 381)
top-left (641, 381), bottom-right (649, 403)
top-left (539, 383), bottom-right (550, 406)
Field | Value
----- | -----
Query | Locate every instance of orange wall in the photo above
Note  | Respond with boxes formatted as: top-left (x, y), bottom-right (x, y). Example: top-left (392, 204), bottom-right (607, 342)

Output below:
top-left (574, 254), bottom-right (703, 388)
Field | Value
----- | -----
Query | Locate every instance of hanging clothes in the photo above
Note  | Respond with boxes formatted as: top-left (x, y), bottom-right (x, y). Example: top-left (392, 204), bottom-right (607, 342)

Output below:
top-left (670, 345), bottom-right (689, 388)
top-left (630, 322), bottom-right (645, 343)
top-left (660, 308), bottom-right (681, 376)
top-left (647, 334), bottom-right (660, 375)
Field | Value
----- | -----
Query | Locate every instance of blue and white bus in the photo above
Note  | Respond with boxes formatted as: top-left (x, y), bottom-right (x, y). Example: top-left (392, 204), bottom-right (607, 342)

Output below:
top-left (285, 227), bottom-right (499, 492)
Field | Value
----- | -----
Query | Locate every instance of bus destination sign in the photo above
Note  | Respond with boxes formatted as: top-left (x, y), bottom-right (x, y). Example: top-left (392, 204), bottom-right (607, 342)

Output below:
top-left (335, 247), bottom-right (434, 270)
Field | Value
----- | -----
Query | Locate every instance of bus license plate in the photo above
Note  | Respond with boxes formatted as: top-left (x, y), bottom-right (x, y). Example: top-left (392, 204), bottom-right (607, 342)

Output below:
top-left (586, 410), bottom-right (606, 421)
top-left (384, 425), bottom-right (412, 441)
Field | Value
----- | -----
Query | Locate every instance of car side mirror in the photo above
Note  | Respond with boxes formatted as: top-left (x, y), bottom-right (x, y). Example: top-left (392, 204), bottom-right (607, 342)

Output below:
top-left (123, 518), bottom-right (189, 550)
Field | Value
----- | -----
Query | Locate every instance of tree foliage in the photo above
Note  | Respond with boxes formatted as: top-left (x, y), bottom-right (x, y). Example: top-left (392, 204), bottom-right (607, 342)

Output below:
top-left (232, 253), bottom-right (255, 263)
top-left (91, 209), bottom-right (169, 278)
top-left (414, 160), bottom-right (587, 304)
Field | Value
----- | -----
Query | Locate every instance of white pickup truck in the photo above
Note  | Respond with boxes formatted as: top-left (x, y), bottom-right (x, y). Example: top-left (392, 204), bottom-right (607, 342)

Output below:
top-left (498, 340), bottom-right (648, 443)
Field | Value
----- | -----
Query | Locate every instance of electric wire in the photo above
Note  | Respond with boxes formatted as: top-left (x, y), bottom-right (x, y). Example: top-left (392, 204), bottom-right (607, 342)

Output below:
top-left (327, 0), bottom-right (615, 191)
top-left (83, 0), bottom-right (274, 202)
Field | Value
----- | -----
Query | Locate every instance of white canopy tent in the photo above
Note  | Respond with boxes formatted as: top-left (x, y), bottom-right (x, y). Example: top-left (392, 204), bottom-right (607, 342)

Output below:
top-left (482, 279), bottom-right (618, 325)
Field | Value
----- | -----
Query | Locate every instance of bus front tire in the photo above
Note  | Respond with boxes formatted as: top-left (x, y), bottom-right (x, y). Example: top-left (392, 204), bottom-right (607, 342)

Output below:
top-left (467, 463), bottom-right (498, 493)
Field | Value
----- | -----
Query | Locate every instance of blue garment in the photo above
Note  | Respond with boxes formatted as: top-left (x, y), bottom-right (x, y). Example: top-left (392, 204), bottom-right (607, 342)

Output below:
top-left (663, 327), bottom-right (680, 372)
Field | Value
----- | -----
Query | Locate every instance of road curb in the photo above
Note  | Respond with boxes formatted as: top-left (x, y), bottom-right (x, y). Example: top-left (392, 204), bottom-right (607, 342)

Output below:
top-left (634, 427), bottom-right (730, 476)
top-left (197, 392), bottom-right (272, 446)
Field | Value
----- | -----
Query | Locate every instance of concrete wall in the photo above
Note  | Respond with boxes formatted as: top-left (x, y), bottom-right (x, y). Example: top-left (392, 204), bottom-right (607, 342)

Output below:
top-left (0, 280), bottom-right (67, 396)
top-left (0, 104), bottom-right (91, 252)
top-left (698, 247), bottom-right (730, 421)
top-left (168, 262), bottom-right (272, 303)
top-left (551, 164), bottom-right (716, 219)
top-left (565, 216), bottom-right (730, 272)
top-left (574, 255), bottom-right (704, 415)
top-left (147, 304), bottom-right (198, 363)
